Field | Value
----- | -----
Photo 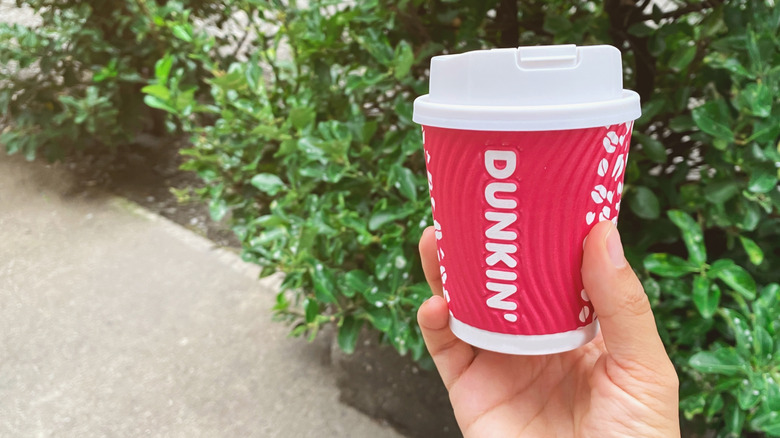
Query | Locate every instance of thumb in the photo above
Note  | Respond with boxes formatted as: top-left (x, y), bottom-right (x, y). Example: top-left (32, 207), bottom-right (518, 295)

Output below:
top-left (581, 221), bottom-right (670, 372)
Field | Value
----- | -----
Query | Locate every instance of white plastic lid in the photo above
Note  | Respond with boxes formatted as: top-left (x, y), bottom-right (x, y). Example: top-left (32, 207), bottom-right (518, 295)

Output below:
top-left (413, 45), bottom-right (641, 131)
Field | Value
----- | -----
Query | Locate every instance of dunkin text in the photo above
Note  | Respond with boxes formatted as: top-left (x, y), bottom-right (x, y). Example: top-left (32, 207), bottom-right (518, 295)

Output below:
top-left (483, 150), bottom-right (520, 323)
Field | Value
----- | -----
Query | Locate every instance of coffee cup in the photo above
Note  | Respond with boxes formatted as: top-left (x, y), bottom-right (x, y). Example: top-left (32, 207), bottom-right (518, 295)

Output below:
top-left (413, 44), bottom-right (641, 355)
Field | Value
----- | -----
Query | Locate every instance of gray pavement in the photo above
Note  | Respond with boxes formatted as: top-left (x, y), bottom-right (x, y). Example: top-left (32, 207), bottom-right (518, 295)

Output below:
top-left (0, 153), bottom-right (403, 438)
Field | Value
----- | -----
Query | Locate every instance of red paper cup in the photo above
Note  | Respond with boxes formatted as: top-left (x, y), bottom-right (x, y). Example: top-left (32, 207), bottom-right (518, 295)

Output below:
top-left (413, 45), bottom-right (641, 354)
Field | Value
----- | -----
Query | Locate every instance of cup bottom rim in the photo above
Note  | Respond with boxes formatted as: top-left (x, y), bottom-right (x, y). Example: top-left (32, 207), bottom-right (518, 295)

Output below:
top-left (449, 315), bottom-right (599, 355)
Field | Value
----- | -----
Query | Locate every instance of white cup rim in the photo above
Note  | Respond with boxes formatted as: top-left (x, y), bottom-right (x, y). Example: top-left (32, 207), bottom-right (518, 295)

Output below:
top-left (413, 90), bottom-right (641, 132)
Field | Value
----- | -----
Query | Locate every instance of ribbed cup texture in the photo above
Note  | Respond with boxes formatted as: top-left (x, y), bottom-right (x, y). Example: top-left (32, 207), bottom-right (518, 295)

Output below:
top-left (423, 122), bottom-right (633, 336)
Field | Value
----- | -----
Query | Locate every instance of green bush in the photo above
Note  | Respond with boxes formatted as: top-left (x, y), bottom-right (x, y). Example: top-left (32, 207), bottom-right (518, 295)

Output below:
top-left (3, 0), bottom-right (779, 435)
top-left (160, 0), bottom-right (439, 361)
top-left (0, 0), bottom-right (236, 160)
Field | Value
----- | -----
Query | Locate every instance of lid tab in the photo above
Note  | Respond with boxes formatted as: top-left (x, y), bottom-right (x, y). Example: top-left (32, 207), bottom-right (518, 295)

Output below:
top-left (516, 44), bottom-right (577, 69)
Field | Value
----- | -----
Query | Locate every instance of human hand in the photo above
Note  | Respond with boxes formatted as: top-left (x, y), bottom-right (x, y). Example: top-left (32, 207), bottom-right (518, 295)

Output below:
top-left (417, 221), bottom-right (680, 438)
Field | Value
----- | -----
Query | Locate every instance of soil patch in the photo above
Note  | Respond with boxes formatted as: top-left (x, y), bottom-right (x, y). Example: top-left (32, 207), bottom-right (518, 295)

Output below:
top-left (61, 135), bottom-right (239, 249)
top-left (332, 331), bottom-right (460, 438)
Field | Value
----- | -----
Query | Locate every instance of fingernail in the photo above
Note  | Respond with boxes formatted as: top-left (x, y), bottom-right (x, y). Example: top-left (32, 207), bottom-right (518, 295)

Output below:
top-left (606, 226), bottom-right (627, 268)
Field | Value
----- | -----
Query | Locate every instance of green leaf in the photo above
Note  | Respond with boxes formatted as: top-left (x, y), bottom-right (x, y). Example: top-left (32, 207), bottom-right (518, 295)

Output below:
top-left (141, 84), bottom-right (171, 101)
top-left (667, 210), bottom-right (706, 265)
top-left (74, 110), bottom-right (88, 125)
top-left (304, 298), bottom-right (319, 323)
top-left (171, 24), bottom-right (192, 42)
top-left (362, 120), bottom-right (378, 142)
top-left (337, 316), bottom-right (362, 354)
top-left (255, 125), bottom-right (288, 141)
top-left (251, 227), bottom-right (285, 246)
top-left (751, 411), bottom-right (780, 436)
top-left (368, 207), bottom-right (413, 231)
top-left (754, 306), bottom-right (773, 339)
top-left (669, 114), bottom-right (696, 133)
top-left (343, 270), bottom-right (371, 298)
top-left (712, 138), bottom-right (729, 150)
top-left (393, 40), bottom-right (414, 79)
top-left (143, 95), bottom-right (176, 113)
top-left (753, 326), bottom-right (773, 362)
top-left (709, 259), bottom-right (756, 299)
top-left (745, 28), bottom-right (764, 74)
top-left (345, 70), bottom-right (391, 93)
top-left (375, 248), bottom-right (400, 281)
top-left (290, 322), bottom-right (307, 337)
top-left (747, 118), bottom-right (780, 144)
top-left (369, 211), bottom-right (396, 231)
top-left (154, 54), bottom-right (173, 82)
top-left (644, 253), bottom-right (698, 277)
top-left (706, 393), bottom-right (724, 420)
top-left (735, 199), bottom-right (761, 231)
top-left (366, 307), bottom-right (392, 332)
top-left (390, 165), bottom-right (418, 202)
top-left (669, 44), bottom-right (697, 71)
top-left (93, 59), bottom-right (118, 82)
top-left (289, 107), bottom-right (315, 131)
top-left (250, 173), bottom-right (285, 196)
top-left (311, 263), bottom-right (337, 304)
top-left (724, 400), bottom-right (746, 435)
top-left (636, 97), bottom-right (667, 126)
top-left (689, 349), bottom-right (747, 376)
top-left (705, 55), bottom-right (753, 79)
top-left (245, 62), bottom-right (263, 93)
top-left (680, 393), bottom-right (706, 420)
top-left (692, 276), bottom-right (719, 318)
top-left (627, 22), bottom-right (655, 37)
top-left (692, 101), bottom-right (733, 140)
top-left (657, 277), bottom-right (689, 299)
top-left (208, 198), bottom-right (228, 221)
top-left (738, 235), bottom-right (764, 265)
top-left (704, 181), bottom-right (740, 204)
top-left (633, 132), bottom-right (667, 163)
top-left (767, 378), bottom-right (780, 411)
top-left (543, 14), bottom-right (573, 35)
top-left (297, 136), bottom-right (326, 162)
top-left (720, 308), bottom-right (752, 355)
top-left (737, 379), bottom-right (761, 409)
top-left (642, 276), bottom-right (661, 304)
top-left (629, 186), bottom-right (660, 219)
top-left (758, 284), bottom-right (779, 308)
top-left (748, 166), bottom-right (778, 193)
top-left (741, 82), bottom-right (772, 117)
top-left (272, 291), bottom-right (290, 313)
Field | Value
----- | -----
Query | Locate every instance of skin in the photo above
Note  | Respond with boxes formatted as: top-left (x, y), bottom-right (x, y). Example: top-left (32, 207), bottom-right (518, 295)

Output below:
top-left (417, 221), bottom-right (681, 438)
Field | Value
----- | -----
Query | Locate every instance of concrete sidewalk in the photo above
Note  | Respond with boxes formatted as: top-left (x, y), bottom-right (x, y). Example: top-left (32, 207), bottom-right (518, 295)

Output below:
top-left (0, 153), bottom-right (403, 438)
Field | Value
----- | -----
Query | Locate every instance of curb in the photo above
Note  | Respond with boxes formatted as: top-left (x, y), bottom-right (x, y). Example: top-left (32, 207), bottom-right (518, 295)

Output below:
top-left (108, 196), bottom-right (284, 291)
